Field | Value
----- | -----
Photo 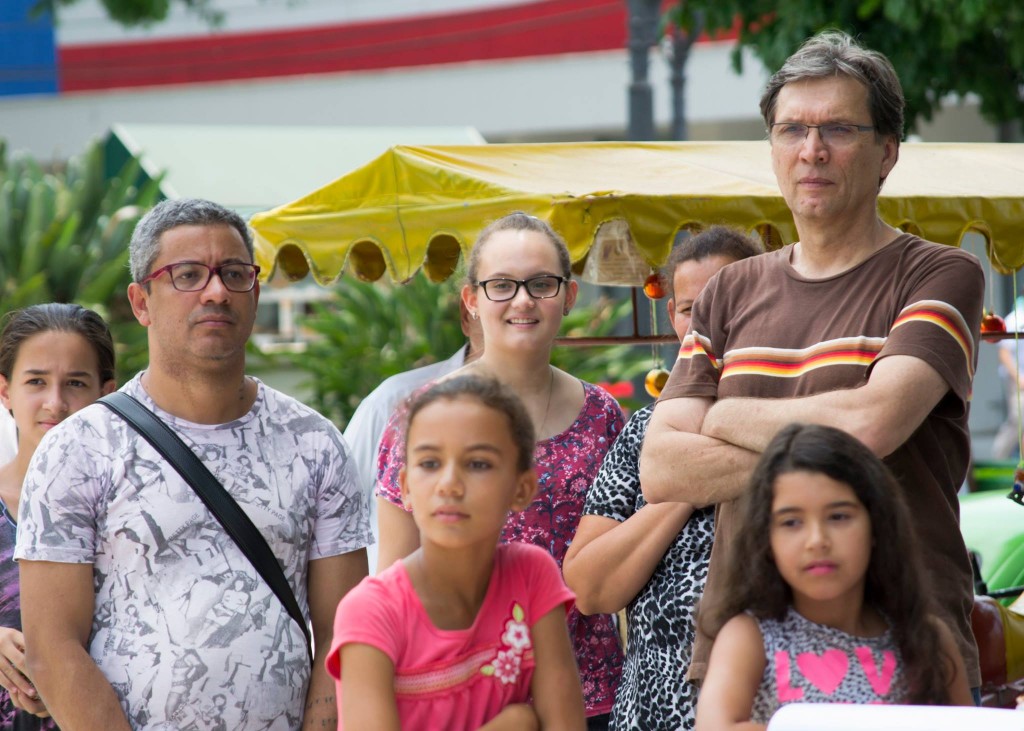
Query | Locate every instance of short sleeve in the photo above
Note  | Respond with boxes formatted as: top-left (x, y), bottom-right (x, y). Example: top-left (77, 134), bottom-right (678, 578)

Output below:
top-left (15, 414), bottom-right (107, 564)
top-left (582, 406), bottom-right (652, 522)
top-left (871, 247), bottom-right (983, 405)
top-left (515, 544), bottom-right (575, 623)
top-left (374, 403), bottom-right (409, 510)
top-left (326, 573), bottom-right (403, 679)
top-left (342, 393), bottom-right (391, 496)
top-left (659, 278), bottom-right (724, 402)
top-left (311, 426), bottom-right (374, 558)
top-left (594, 384), bottom-right (626, 443)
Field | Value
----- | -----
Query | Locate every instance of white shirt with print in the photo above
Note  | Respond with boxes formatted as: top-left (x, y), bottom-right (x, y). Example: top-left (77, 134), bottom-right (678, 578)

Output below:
top-left (15, 374), bottom-right (372, 730)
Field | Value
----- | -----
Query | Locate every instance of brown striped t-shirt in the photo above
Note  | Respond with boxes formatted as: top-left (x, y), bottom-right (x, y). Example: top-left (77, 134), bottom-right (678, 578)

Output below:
top-left (659, 233), bottom-right (983, 687)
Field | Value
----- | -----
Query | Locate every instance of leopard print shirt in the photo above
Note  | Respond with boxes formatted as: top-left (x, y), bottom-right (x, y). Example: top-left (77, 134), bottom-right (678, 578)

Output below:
top-left (581, 405), bottom-right (715, 730)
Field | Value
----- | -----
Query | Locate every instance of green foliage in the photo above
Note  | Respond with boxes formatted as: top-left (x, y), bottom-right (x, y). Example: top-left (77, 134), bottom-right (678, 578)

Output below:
top-left (288, 277), bottom-right (649, 429)
top-left (289, 276), bottom-right (467, 430)
top-left (0, 139), bottom-right (162, 383)
top-left (665, 0), bottom-right (1024, 132)
top-left (35, 0), bottom-right (223, 26)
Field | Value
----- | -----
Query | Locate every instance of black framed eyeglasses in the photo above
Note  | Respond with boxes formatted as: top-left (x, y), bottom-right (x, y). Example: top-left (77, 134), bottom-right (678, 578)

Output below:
top-left (768, 122), bottom-right (876, 147)
top-left (476, 275), bottom-right (567, 302)
top-left (140, 261), bottom-right (261, 293)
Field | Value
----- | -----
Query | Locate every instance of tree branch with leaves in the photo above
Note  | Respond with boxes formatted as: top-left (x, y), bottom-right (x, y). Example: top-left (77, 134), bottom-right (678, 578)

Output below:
top-left (34, 0), bottom-right (224, 27)
top-left (665, 0), bottom-right (1024, 135)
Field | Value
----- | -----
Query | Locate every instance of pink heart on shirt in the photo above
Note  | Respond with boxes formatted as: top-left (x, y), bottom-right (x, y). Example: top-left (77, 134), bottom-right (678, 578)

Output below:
top-left (796, 650), bottom-right (848, 696)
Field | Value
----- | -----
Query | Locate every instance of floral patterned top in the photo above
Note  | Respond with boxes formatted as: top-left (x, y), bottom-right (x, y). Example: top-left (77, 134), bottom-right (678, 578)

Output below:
top-left (376, 380), bottom-right (625, 715)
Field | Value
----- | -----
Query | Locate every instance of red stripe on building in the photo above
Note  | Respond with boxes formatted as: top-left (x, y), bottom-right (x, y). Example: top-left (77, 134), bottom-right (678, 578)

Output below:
top-left (58, 0), bottom-right (628, 92)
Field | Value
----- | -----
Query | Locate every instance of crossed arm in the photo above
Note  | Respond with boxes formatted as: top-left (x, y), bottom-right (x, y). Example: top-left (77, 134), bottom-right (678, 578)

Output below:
top-left (563, 504), bottom-right (694, 615)
top-left (701, 355), bottom-right (949, 458)
top-left (563, 412), bottom-right (696, 614)
top-left (640, 355), bottom-right (950, 508)
top-left (638, 395), bottom-right (760, 508)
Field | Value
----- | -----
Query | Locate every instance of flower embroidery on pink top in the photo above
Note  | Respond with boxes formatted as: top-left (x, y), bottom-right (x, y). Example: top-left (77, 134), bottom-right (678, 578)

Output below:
top-left (492, 650), bottom-right (523, 685)
top-left (503, 618), bottom-right (531, 652)
top-left (482, 602), bottom-right (531, 685)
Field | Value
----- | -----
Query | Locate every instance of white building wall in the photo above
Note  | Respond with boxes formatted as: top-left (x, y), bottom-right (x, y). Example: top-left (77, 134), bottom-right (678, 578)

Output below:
top-left (0, 42), bottom-right (768, 159)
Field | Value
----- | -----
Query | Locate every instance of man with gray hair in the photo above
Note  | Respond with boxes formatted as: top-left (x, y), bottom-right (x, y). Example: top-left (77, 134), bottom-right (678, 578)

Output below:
top-left (16, 198), bottom-right (371, 729)
top-left (640, 30), bottom-right (982, 697)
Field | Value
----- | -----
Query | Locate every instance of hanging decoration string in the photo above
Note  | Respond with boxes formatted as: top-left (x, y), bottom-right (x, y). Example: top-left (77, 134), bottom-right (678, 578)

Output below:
top-left (650, 286), bottom-right (659, 369)
top-left (642, 272), bottom-right (670, 398)
top-left (1014, 269), bottom-right (1022, 471)
top-left (1009, 269), bottom-right (1024, 503)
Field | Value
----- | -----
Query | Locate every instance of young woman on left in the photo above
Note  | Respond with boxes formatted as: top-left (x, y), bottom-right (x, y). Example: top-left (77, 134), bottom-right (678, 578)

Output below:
top-left (0, 303), bottom-right (116, 729)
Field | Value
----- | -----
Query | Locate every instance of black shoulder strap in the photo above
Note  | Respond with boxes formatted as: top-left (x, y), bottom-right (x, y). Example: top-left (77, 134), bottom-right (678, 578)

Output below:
top-left (99, 392), bottom-right (313, 665)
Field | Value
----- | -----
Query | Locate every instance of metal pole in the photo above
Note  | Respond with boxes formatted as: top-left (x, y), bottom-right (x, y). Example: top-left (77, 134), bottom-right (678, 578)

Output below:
top-left (626, 0), bottom-right (660, 141)
top-left (668, 10), bottom-right (703, 141)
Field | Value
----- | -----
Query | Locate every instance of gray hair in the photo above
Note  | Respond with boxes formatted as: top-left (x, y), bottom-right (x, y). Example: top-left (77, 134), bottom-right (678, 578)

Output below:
top-left (760, 30), bottom-right (905, 144)
top-left (129, 198), bottom-right (253, 282)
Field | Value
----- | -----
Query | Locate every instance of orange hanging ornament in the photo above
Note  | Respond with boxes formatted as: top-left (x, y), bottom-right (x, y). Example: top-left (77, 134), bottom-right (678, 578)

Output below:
top-left (981, 309), bottom-right (1007, 343)
top-left (644, 367), bottom-right (670, 398)
top-left (643, 273), bottom-right (666, 300)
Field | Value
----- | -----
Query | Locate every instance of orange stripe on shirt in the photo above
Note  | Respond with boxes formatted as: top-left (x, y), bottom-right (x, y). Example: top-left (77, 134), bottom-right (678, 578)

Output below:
top-left (720, 337), bottom-right (885, 380)
top-left (723, 349), bottom-right (879, 379)
top-left (677, 331), bottom-right (721, 371)
top-left (890, 300), bottom-right (974, 378)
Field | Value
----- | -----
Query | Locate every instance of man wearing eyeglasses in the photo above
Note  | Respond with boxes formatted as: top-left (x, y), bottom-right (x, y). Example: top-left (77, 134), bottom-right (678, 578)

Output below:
top-left (640, 30), bottom-right (982, 701)
top-left (16, 198), bottom-right (371, 730)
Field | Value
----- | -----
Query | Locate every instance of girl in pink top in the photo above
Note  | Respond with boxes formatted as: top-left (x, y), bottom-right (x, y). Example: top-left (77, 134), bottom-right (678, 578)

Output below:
top-left (329, 375), bottom-right (585, 730)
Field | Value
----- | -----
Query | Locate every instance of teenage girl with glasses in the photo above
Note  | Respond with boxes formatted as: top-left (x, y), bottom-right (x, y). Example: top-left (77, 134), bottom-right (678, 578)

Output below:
top-left (375, 212), bottom-right (626, 729)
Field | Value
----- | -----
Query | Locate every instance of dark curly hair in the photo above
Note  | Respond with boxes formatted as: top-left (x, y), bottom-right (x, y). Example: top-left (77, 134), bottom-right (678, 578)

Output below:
top-left (661, 226), bottom-right (762, 300)
top-left (701, 423), bottom-right (954, 705)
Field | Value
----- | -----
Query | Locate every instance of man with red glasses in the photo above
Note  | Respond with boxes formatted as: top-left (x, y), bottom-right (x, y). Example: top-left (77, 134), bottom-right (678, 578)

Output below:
top-left (640, 30), bottom-right (982, 704)
top-left (16, 198), bottom-right (371, 730)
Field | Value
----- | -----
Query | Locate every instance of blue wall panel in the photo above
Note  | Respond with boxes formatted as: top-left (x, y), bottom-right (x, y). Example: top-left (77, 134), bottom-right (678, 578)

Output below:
top-left (0, 0), bottom-right (58, 97)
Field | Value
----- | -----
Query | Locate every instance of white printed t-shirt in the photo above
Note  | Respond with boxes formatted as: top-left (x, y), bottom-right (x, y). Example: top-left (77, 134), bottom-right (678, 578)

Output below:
top-left (15, 374), bottom-right (372, 730)
top-left (343, 344), bottom-right (468, 572)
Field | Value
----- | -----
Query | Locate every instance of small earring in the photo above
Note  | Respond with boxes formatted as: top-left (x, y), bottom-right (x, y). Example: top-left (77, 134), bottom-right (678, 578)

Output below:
top-left (563, 307), bottom-right (570, 316)
top-left (471, 311), bottom-right (479, 320)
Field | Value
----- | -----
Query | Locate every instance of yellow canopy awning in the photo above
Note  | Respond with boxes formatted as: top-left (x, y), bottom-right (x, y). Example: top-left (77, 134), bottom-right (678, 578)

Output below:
top-left (249, 141), bottom-right (1024, 286)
